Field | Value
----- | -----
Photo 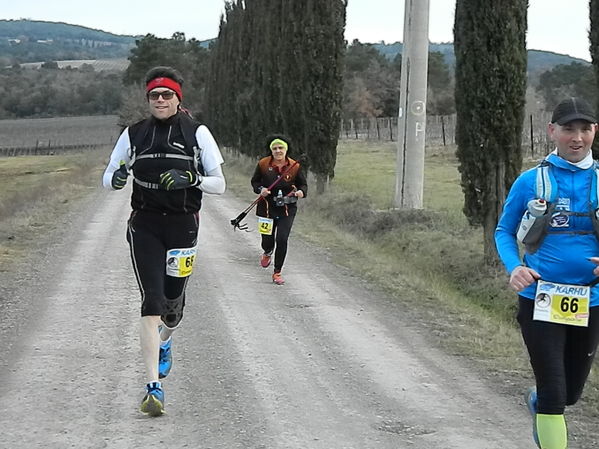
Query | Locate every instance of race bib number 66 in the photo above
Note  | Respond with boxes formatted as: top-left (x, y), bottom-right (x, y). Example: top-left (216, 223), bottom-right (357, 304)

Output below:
top-left (533, 279), bottom-right (590, 327)
top-left (166, 247), bottom-right (197, 278)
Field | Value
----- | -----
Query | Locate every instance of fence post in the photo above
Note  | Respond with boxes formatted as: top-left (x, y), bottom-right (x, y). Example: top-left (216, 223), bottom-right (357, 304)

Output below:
top-left (441, 115), bottom-right (446, 146)
top-left (389, 117), bottom-right (393, 141)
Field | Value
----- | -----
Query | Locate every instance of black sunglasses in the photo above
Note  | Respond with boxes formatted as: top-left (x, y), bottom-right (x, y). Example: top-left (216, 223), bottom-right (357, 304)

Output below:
top-left (148, 90), bottom-right (176, 100)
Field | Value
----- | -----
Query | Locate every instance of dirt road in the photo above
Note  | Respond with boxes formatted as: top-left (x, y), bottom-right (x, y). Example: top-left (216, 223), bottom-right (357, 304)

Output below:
top-left (0, 187), bottom-right (538, 448)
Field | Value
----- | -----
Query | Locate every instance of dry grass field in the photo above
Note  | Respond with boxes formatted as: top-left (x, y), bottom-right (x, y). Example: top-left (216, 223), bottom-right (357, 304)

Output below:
top-left (0, 149), bottom-right (108, 263)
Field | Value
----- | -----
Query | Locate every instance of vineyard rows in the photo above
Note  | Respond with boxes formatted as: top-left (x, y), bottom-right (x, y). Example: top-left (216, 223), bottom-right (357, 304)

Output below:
top-left (18, 58), bottom-right (130, 71)
top-left (0, 115), bottom-right (120, 155)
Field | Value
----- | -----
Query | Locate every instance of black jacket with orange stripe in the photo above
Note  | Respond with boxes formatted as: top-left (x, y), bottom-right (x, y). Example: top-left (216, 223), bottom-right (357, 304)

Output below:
top-left (250, 156), bottom-right (308, 218)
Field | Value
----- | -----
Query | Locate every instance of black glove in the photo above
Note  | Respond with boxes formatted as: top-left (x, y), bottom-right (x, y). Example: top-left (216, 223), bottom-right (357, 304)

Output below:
top-left (159, 169), bottom-right (201, 191)
top-left (111, 161), bottom-right (129, 190)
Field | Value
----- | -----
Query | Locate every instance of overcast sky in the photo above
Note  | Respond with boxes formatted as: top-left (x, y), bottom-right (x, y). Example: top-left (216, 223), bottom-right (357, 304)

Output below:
top-left (2, 1), bottom-right (593, 61)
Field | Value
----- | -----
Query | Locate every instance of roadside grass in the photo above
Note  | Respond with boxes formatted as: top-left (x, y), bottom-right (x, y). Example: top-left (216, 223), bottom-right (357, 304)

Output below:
top-left (0, 147), bottom-right (109, 271)
top-left (223, 141), bottom-right (599, 422)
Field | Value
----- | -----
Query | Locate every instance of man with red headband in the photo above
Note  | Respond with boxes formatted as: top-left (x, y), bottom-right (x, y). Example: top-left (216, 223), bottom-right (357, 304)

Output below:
top-left (102, 66), bottom-right (226, 416)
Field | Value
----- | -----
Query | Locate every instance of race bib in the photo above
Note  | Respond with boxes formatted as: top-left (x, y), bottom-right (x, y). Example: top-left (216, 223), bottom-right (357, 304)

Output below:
top-left (533, 280), bottom-right (590, 327)
top-left (166, 247), bottom-right (197, 278)
top-left (258, 217), bottom-right (274, 235)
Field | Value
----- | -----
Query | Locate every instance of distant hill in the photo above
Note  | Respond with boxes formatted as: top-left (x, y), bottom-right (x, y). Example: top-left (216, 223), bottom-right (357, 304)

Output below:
top-left (526, 50), bottom-right (590, 77)
top-left (0, 19), bottom-right (215, 65)
top-left (0, 19), bottom-right (138, 63)
top-left (0, 19), bottom-right (137, 42)
top-left (371, 42), bottom-right (590, 80)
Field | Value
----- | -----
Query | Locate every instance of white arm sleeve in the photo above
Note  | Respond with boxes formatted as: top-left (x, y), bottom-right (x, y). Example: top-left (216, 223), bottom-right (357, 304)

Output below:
top-left (199, 165), bottom-right (226, 194)
top-left (196, 125), bottom-right (226, 195)
top-left (102, 128), bottom-right (131, 189)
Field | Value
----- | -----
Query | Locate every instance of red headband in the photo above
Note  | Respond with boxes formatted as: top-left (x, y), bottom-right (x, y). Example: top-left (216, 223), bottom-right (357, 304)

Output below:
top-left (146, 77), bottom-right (182, 100)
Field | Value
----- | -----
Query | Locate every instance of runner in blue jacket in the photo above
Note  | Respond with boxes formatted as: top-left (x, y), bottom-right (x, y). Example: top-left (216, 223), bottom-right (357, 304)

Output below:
top-left (496, 97), bottom-right (599, 449)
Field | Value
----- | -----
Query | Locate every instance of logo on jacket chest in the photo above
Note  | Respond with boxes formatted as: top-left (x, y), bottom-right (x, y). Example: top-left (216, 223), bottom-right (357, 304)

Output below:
top-left (550, 197), bottom-right (571, 228)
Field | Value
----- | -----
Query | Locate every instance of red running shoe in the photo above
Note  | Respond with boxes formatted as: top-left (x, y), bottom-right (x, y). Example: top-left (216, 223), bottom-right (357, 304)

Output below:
top-left (272, 272), bottom-right (285, 285)
top-left (260, 253), bottom-right (271, 268)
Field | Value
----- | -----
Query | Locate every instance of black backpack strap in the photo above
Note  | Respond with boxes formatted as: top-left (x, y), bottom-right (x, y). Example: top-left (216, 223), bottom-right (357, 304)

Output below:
top-left (127, 118), bottom-right (153, 166)
top-left (178, 113), bottom-right (204, 176)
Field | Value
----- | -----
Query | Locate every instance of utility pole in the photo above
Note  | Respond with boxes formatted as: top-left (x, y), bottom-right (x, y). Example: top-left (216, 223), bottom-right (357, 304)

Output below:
top-left (394, 0), bottom-right (430, 209)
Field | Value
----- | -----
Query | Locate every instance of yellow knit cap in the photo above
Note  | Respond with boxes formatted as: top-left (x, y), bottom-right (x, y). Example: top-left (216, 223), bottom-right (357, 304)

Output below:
top-left (269, 138), bottom-right (288, 151)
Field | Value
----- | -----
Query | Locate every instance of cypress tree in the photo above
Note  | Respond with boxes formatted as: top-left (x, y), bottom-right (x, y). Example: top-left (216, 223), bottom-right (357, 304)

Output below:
top-left (310, 0), bottom-right (346, 192)
top-left (279, 1), bottom-right (309, 160)
top-left (206, 1), bottom-right (243, 147)
top-left (261, 0), bottom-right (285, 143)
top-left (280, 0), bottom-right (347, 192)
top-left (239, 0), bottom-right (273, 157)
top-left (233, 0), bottom-right (255, 153)
top-left (454, 0), bottom-right (528, 264)
top-left (206, 0), bottom-right (346, 189)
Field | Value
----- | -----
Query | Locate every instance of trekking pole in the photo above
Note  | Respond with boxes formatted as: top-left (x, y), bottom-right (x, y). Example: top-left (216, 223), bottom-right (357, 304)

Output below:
top-left (230, 156), bottom-right (304, 231)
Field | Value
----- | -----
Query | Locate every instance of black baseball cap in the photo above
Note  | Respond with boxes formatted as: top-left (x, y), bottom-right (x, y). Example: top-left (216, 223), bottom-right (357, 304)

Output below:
top-left (551, 97), bottom-right (597, 125)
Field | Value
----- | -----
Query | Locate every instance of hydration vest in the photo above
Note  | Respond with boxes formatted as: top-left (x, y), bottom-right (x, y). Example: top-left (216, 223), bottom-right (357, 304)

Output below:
top-left (521, 159), bottom-right (599, 254)
top-left (127, 112), bottom-right (204, 190)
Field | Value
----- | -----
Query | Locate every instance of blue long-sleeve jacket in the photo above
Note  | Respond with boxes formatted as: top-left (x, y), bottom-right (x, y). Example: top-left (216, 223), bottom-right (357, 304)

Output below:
top-left (495, 153), bottom-right (599, 305)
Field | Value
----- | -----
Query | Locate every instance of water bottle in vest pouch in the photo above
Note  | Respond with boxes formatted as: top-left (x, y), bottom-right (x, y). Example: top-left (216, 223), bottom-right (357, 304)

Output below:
top-left (517, 199), bottom-right (548, 243)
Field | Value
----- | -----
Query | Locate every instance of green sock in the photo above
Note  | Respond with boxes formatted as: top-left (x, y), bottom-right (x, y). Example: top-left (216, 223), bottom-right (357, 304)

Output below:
top-left (537, 413), bottom-right (567, 449)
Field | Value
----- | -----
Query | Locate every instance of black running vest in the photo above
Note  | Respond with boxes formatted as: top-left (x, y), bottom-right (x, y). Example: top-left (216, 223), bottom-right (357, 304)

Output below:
top-left (127, 112), bottom-right (205, 214)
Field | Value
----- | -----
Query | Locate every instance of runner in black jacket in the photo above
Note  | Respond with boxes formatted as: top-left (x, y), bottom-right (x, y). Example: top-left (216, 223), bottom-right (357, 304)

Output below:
top-left (102, 66), bottom-right (225, 416)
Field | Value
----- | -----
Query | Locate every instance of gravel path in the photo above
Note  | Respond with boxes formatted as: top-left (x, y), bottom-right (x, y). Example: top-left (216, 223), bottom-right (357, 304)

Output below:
top-left (0, 186), bottom-right (546, 448)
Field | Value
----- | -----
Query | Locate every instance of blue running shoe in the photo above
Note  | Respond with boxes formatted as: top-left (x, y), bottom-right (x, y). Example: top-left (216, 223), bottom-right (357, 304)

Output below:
top-left (525, 387), bottom-right (540, 448)
top-left (159, 338), bottom-right (172, 379)
top-left (140, 381), bottom-right (164, 417)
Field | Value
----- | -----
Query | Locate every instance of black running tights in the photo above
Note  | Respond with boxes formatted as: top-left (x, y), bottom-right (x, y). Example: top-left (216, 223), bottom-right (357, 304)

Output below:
top-left (127, 211), bottom-right (199, 317)
top-left (260, 208), bottom-right (297, 272)
top-left (517, 297), bottom-right (599, 414)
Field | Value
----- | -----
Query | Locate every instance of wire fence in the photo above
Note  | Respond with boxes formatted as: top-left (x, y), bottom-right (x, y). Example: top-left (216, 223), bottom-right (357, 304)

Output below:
top-left (0, 142), bottom-right (110, 157)
top-left (340, 112), bottom-right (555, 158)
top-left (0, 115), bottom-right (119, 157)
